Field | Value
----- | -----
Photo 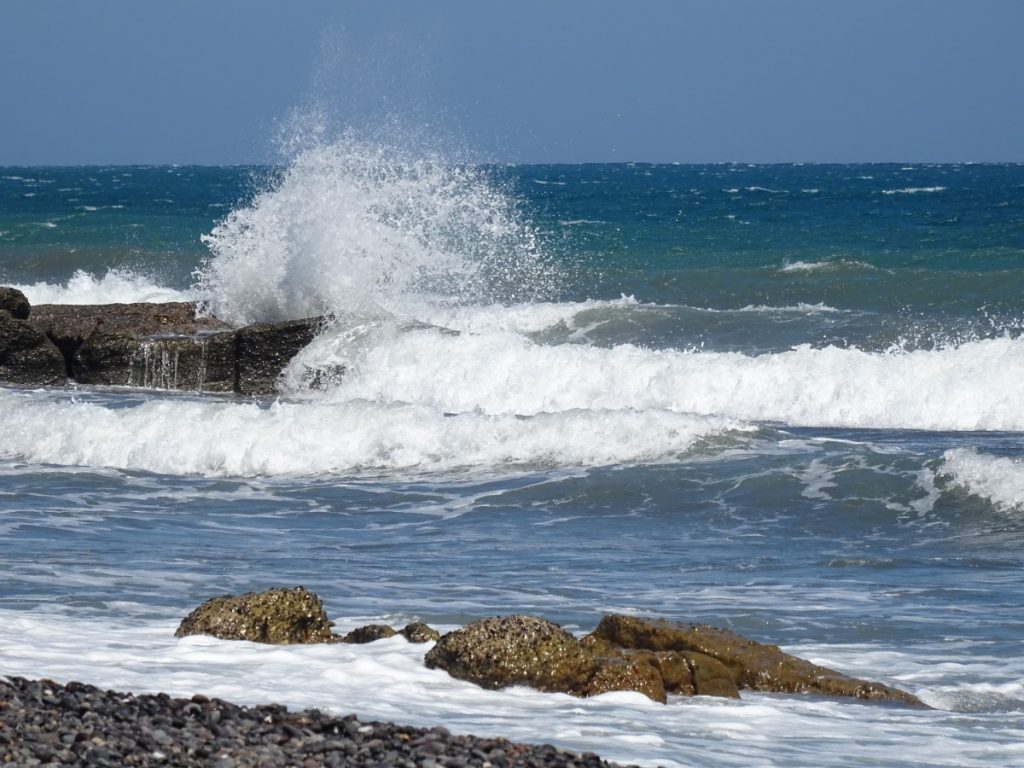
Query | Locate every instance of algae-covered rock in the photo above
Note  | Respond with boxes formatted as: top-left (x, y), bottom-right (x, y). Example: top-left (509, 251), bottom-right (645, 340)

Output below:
top-left (424, 615), bottom-right (596, 694)
top-left (586, 614), bottom-right (923, 706)
top-left (401, 622), bottom-right (441, 643)
top-left (341, 624), bottom-right (397, 644)
top-left (583, 656), bottom-right (667, 703)
top-left (175, 587), bottom-right (335, 644)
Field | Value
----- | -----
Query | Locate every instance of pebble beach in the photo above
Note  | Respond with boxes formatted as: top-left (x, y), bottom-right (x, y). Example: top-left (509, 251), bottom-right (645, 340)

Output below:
top-left (1, 675), bottom-right (627, 768)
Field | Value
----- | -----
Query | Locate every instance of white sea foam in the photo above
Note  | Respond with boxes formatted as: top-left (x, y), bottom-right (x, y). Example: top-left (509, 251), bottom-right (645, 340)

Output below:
top-left (0, 388), bottom-right (746, 476)
top-left (292, 327), bottom-right (1024, 432)
top-left (12, 269), bottom-right (191, 305)
top-left (0, 611), bottom-right (1019, 768)
top-left (731, 302), bottom-right (844, 314)
top-left (194, 134), bottom-right (558, 326)
top-left (3, 330), bottom-right (1021, 477)
top-left (938, 449), bottom-right (1024, 510)
top-left (881, 186), bottom-right (947, 195)
top-left (779, 259), bottom-right (877, 273)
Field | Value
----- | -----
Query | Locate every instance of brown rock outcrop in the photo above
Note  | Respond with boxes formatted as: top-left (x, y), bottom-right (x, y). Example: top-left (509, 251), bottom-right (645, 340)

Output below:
top-left (424, 615), bottom-right (596, 695)
top-left (174, 587), bottom-right (335, 644)
top-left (585, 614), bottom-right (925, 706)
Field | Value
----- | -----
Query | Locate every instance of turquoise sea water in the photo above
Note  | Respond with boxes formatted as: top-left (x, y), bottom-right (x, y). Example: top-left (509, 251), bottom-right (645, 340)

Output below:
top-left (1, 156), bottom-right (1023, 766)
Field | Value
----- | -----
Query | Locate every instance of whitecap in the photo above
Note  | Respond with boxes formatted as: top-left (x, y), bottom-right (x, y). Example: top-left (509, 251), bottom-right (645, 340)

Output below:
top-left (937, 449), bottom-right (1024, 510)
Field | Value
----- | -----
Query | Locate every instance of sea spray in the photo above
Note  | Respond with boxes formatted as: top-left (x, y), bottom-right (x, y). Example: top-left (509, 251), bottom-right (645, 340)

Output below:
top-left (12, 268), bottom-right (193, 305)
top-left (193, 133), bottom-right (561, 326)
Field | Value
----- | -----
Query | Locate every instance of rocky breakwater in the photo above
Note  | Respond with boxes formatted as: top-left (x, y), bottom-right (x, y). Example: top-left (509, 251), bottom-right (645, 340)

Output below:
top-left (0, 286), bottom-right (324, 395)
top-left (175, 587), bottom-right (924, 708)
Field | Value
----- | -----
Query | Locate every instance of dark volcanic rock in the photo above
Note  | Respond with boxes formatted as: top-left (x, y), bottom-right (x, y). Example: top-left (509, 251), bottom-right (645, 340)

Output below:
top-left (125, 331), bottom-right (237, 392)
top-left (28, 302), bottom-right (233, 387)
top-left (175, 587), bottom-right (335, 644)
top-left (586, 613), bottom-right (925, 706)
top-left (25, 302), bottom-right (323, 394)
top-left (0, 286), bottom-right (30, 319)
top-left (235, 317), bottom-right (321, 395)
top-left (0, 311), bottom-right (67, 385)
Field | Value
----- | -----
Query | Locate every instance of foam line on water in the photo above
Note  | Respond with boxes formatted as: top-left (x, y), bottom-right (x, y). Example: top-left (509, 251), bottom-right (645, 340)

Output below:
top-left (0, 389), bottom-right (747, 476)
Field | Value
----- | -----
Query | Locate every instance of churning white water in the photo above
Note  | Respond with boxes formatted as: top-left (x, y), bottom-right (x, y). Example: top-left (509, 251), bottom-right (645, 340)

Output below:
top-left (193, 135), bottom-right (560, 326)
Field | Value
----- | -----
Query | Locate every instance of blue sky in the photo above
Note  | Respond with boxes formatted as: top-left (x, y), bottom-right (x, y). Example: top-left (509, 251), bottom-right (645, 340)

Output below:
top-left (2, 0), bottom-right (1021, 164)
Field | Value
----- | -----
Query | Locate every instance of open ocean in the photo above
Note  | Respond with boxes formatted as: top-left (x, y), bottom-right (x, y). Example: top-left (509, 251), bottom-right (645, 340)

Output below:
top-left (1, 144), bottom-right (1023, 766)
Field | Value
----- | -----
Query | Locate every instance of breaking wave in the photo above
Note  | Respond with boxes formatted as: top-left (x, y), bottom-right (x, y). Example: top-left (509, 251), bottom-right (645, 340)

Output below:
top-left (938, 449), bottom-right (1024, 510)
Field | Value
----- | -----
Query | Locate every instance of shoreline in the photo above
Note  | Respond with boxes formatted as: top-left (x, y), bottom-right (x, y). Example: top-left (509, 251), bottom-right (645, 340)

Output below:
top-left (0, 674), bottom-right (632, 768)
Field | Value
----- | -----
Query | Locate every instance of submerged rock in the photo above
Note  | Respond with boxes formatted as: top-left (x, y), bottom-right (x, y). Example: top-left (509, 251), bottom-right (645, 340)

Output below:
top-left (340, 624), bottom-right (398, 644)
top-left (175, 587), bottom-right (335, 644)
top-left (401, 622), bottom-right (441, 643)
top-left (586, 613), bottom-right (925, 706)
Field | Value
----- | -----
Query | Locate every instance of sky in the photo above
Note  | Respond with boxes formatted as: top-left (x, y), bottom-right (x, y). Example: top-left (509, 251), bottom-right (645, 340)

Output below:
top-left (1, 0), bottom-right (1021, 165)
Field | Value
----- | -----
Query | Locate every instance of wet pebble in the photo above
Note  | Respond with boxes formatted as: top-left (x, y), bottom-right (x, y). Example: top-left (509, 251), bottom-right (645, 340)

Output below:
top-left (0, 675), bottom-right (636, 767)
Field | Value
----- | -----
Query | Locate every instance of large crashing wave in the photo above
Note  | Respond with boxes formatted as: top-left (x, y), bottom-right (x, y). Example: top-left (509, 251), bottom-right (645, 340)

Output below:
top-left (193, 134), bottom-right (560, 326)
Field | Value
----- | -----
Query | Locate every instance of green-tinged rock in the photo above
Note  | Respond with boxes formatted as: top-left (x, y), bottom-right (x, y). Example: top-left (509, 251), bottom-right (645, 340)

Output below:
top-left (586, 614), bottom-right (923, 707)
top-left (424, 615), bottom-right (596, 695)
top-left (175, 587), bottom-right (335, 644)
top-left (401, 622), bottom-right (441, 643)
top-left (341, 624), bottom-right (397, 644)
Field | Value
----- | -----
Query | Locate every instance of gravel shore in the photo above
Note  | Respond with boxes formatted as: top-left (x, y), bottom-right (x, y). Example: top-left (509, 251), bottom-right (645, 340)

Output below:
top-left (0, 675), bottom-right (634, 767)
